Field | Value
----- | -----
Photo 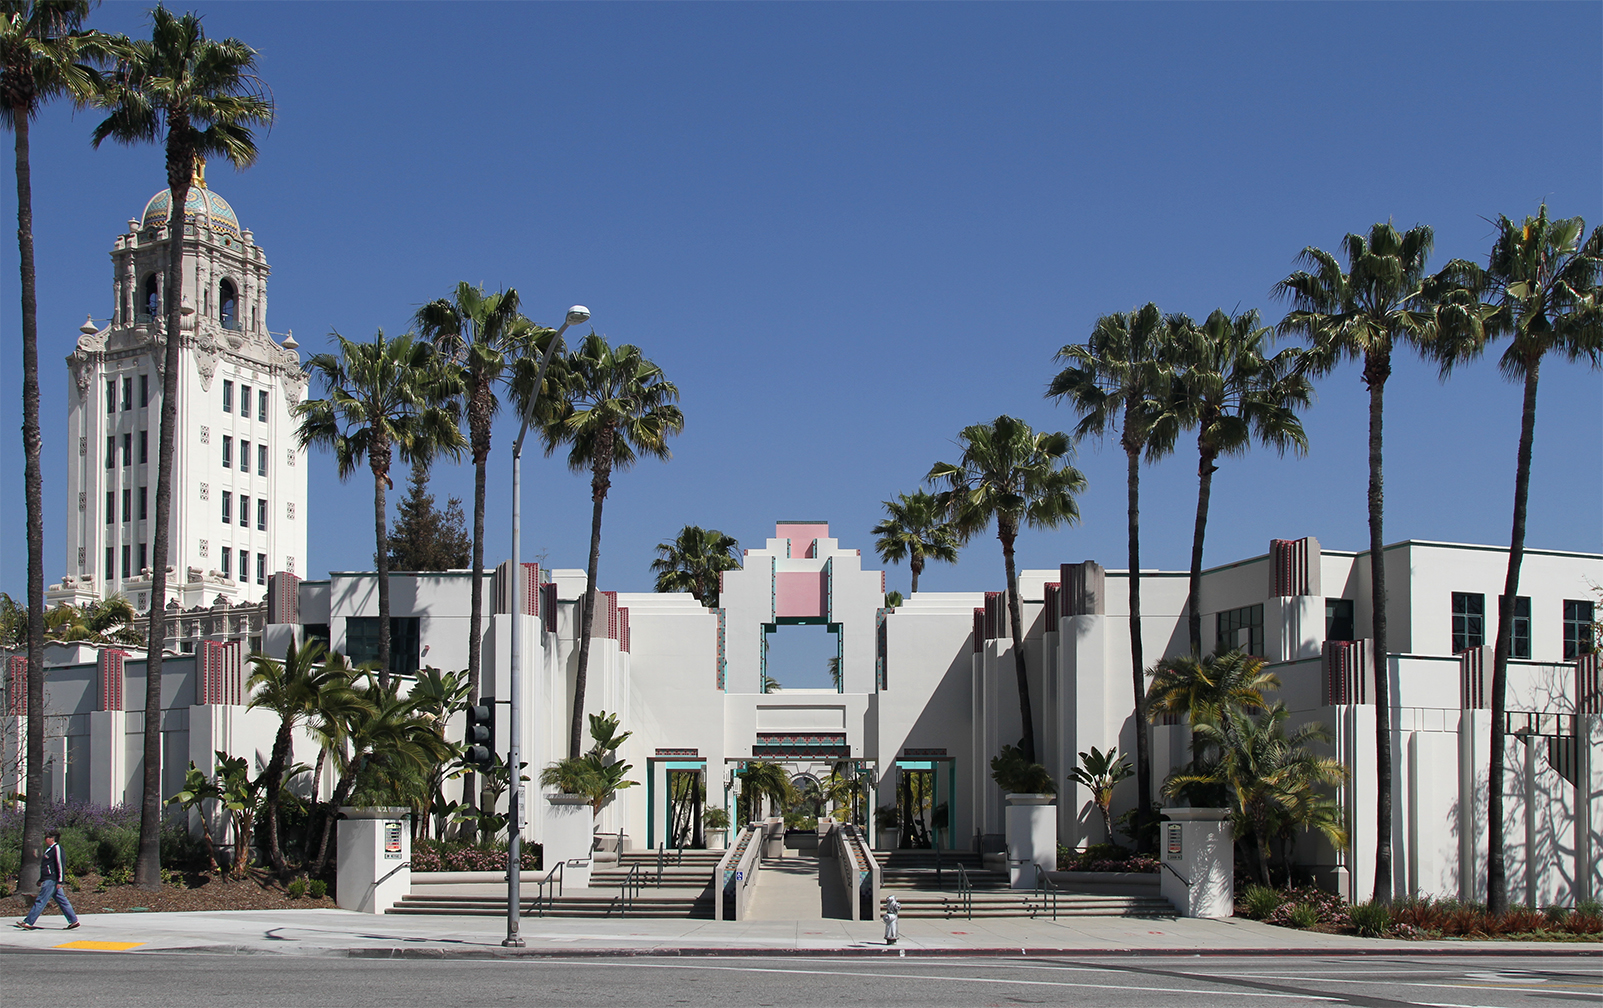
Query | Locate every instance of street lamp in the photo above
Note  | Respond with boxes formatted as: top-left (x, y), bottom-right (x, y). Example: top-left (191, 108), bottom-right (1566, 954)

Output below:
top-left (503, 305), bottom-right (589, 948)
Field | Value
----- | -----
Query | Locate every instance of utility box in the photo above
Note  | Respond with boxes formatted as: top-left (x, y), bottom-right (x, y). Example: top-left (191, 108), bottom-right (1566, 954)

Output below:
top-left (1004, 794), bottom-right (1056, 890)
top-left (336, 807), bottom-right (411, 914)
top-left (1159, 807), bottom-right (1233, 917)
top-left (544, 794), bottom-right (594, 888)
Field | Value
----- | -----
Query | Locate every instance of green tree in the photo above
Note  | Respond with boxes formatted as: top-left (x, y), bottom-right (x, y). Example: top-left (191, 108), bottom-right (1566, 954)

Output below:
top-left (91, 5), bottom-right (273, 890)
top-left (538, 710), bottom-right (638, 820)
top-left (1274, 222), bottom-right (1439, 902)
top-left (165, 761), bottom-right (221, 873)
top-left (929, 416), bottom-right (1084, 766)
top-left (735, 760), bottom-right (793, 824)
top-left (1431, 207), bottom-right (1602, 914)
top-left (245, 640), bottom-right (363, 876)
top-left (872, 490), bottom-right (961, 595)
top-left (3, 0), bottom-right (118, 898)
top-left (384, 462), bottom-right (470, 572)
top-left (295, 330), bottom-right (464, 689)
top-left (650, 525), bottom-right (740, 608)
top-left (1069, 746), bottom-right (1132, 845)
top-left (1146, 650), bottom-right (1282, 737)
top-left (540, 333), bottom-right (684, 759)
top-left (1158, 310), bottom-right (1311, 654)
top-left (1049, 303), bottom-right (1173, 848)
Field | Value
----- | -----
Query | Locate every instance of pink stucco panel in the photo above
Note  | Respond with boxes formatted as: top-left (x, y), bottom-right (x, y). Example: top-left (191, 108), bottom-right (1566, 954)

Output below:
top-left (774, 571), bottom-right (826, 618)
top-left (775, 523), bottom-right (830, 558)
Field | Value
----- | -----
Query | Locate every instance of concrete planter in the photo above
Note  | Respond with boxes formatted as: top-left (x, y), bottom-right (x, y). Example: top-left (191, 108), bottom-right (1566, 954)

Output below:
top-left (705, 828), bottom-right (728, 851)
top-left (876, 828), bottom-right (901, 850)
top-left (1004, 794), bottom-right (1056, 889)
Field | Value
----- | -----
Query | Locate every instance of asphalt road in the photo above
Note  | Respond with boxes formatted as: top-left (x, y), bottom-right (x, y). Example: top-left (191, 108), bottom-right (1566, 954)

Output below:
top-left (1, 952), bottom-right (1598, 1007)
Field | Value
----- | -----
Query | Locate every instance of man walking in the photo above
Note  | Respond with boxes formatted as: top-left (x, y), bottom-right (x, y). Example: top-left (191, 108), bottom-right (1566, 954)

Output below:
top-left (16, 829), bottom-right (80, 930)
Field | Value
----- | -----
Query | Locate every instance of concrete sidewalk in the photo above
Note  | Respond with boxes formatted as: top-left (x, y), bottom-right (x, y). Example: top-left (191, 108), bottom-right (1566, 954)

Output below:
top-left (3, 908), bottom-right (1598, 959)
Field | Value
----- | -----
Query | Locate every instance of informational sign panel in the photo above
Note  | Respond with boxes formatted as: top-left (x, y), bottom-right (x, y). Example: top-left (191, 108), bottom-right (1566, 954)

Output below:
top-left (1166, 822), bottom-right (1183, 861)
top-left (384, 820), bottom-right (403, 860)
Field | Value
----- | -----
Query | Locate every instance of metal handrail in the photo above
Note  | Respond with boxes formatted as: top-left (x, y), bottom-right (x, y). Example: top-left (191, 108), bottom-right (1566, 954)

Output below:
top-left (615, 862), bottom-right (644, 916)
top-left (1160, 860), bottom-right (1192, 888)
top-left (934, 839), bottom-right (943, 887)
top-left (956, 862), bottom-right (972, 920)
top-left (1036, 863), bottom-right (1059, 921)
top-left (524, 860), bottom-right (564, 918)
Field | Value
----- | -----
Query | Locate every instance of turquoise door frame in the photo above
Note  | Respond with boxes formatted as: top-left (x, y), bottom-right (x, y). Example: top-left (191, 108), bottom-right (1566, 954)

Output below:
top-left (646, 758), bottom-right (705, 849)
top-left (894, 757), bottom-right (957, 849)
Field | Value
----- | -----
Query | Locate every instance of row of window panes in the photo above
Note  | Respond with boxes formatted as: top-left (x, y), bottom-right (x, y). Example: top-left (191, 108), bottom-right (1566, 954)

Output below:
top-left (221, 436), bottom-right (269, 474)
top-left (1451, 592), bottom-right (1594, 659)
top-left (106, 375), bottom-right (150, 413)
top-left (220, 491), bottom-right (268, 530)
top-left (105, 543), bottom-right (147, 580)
top-left (221, 380), bottom-right (269, 420)
top-left (106, 487), bottom-right (149, 523)
top-left (1216, 603), bottom-right (1266, 657)
top-left (105, 431), bottom-right (149, 468)
top-left (217, 547), bottom-right (268, 585)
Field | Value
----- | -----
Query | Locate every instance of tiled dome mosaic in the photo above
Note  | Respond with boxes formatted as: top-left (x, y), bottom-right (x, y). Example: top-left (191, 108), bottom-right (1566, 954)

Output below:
top-left (140, 186), bottom-right (241, 238)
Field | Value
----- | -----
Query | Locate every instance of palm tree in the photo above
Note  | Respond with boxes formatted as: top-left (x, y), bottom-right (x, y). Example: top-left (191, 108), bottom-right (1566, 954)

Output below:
top-left (165, 761), bottom-right (222, 873)
top-left (1158, 310), bottom-right (1311, 654)
top-left (737, 761), bottom-right (793, 824)
top-left (1069, 746), bottom-right (1132, 845)
top-left (1048, 306), bottom-right (1171, 841)
top-left (90, 5), bottom-right (272, 891)
top-left (540, 333), bottom-right (684, 759)
top-left (871, 491), bottom-right (961, 595)
top-left (2, 0), bottom-right (118, 899)
top-left (1274, 222), bottom-right (1439, 903)
top-left (413, 284), bottom-right (541, 821)
top-left (927, 415), bottom-right (1086, 765)
top-left (245, 640), bottom-right (363, 876)
top-left (43, 595), bottom-right (145, 647)
top-left (295, 330), bottom-right (464, 689)
top-left (650, 525), bottom-right (740, 608)
top-left (1431, 208), bottom-right (1602, 914)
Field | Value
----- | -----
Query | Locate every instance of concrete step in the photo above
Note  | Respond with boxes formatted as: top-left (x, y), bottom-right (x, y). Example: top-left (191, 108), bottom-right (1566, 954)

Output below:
top-left (881, 870), bottom-right (1011, 890)
top-left (389, 892), bottom-right (713, 919)
top-left (888, 892), bottom-right (1175, 919)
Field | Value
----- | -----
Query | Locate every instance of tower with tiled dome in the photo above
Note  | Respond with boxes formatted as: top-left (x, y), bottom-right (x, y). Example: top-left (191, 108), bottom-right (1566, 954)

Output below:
top-left (58, 163), bottom-right (308, 617)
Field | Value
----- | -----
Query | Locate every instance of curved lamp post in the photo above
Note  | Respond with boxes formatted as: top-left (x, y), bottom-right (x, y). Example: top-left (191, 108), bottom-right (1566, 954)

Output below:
top-left (504, 305), bottom-right (589, 947)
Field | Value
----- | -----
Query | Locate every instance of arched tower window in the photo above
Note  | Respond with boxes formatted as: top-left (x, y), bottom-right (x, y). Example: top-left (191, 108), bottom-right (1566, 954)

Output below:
top-left (219, 278), bottom-right (238, 330)
top-left (141, 275), bottom-right (159, 320)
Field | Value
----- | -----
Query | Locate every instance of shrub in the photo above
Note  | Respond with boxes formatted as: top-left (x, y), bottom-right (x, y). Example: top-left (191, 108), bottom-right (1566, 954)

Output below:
top-left (1263, 886), bottom-right (1351, 929)
top-left (308, 879), bottom-right (327, 899)
top-left (287, 878), bottom-right (308, 899)
top-left (703, 808), bottom-right (731, 830)
top-left (103, 864), bottom-right (133, 887)
top-left (1351, 900), bottom-right (1389, 937)
top-left (410, 839), bottom-right (541, 873)
top-left (56, 828), bottom-right (96, 875)
top-left (96, 827), bottom-right (139, 874)
top-left (1285, 903), bottom-right (1320, 929)
top-left (1240, 884), bottom-right (1283, 920)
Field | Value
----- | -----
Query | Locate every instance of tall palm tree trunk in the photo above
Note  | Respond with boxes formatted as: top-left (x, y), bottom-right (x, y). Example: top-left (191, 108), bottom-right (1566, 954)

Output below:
top-left (1363, 349), bottom-right (1394, 904)
top-left (1126, 444), bottom-right (1153, 850)
top-left (462, 449), bottom-right (488, 837)
top-left (910, 555), bottom-right (923, 595)
top-left (371, 438), bottom-right (392, 689)
top-left (998, 521), bottom-right (1036, 764)
top-left (570, 448), bottom-right (611, 759)
top-left (138, 146), bottom-right (195, 890)
top-left (1486, 357), bottom-right (1540, 915)
top-left (1188, 437), bottom-right (1218, 656)
top-left (261, 720), bottom-right (294, 876)
top-left (13, 104), bottom-right (47, 898)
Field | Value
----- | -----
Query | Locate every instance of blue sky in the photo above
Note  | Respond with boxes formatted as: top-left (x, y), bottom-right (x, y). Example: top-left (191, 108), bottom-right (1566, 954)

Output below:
top-left (3, 1), bottom-right (1600, 639)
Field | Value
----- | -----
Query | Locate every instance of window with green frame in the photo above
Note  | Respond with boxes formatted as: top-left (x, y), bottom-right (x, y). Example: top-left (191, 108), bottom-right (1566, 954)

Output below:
top-left (344, 616), bottom-right (421, 679)
top-left (1216, 604), bottom-right (1264, 657)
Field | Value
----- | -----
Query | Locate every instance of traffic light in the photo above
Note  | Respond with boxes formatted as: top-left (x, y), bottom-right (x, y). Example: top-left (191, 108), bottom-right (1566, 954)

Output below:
top-left (464, 699), bottom-right (495, 769)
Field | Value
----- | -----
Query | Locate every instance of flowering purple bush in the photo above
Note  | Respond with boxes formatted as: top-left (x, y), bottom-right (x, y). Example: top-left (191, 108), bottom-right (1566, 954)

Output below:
top-left (411, 839), bottom-right (541, 873)
top-left (2, 801), bottom-right (200, 876)
top-left (1262, 886), bottom-right (1352, 928)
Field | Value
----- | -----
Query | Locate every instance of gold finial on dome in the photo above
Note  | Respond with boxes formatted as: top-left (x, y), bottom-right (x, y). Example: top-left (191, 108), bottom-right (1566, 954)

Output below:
top-left (192, 155), bottom-right (207, 189)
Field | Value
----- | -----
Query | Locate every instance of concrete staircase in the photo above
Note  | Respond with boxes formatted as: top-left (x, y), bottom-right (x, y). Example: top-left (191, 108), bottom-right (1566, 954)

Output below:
top-left (388, 848), bottom-right (722, 919)
top-left (877, 849), bottom-right (1174, 919)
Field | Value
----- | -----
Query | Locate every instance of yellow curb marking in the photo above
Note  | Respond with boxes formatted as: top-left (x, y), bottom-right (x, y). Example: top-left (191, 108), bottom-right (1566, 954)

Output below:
top-left (52, 940), bottom-right (145, 951)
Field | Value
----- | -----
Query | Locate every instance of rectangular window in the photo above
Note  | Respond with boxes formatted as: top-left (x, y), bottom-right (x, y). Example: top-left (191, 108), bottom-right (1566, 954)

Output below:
top-left (1498, 595), bottom-right (1532, 659)
top-left (256, 497), bottom-right (267, 531)
top-left (1564, 600), bottom-right (1595, 659)
top-left (1216, 604), bottom-right (1265, 657)
top-left (1452, 592), bottom-right (1485, 653)
top-left (122, 377), bottom-right (133, 411)
top-left (139, 373), bottom-right (149, 407)
top-left (105, 491), bottom-right (115, 524)
top-left (258, 389), bottom-right (269, 421)
top-left (221, 491), bottom-right (232, 524)
top-left (241, 440), bottom-right (251, 473)
top-left (222, 380), bottom-right (233, 413)
top-left (138, 486), bottom-right (148, 521)
top-left (121, 544), bottom-right (131, 579)
top-left (346, 616), bottom-right (422, 680)
top-left (106, 380), bottom-right (116, 414)
top-left (220, 546), bottom-right (231, 579)
top-left (241, 385), bottom-right (252, 418)
top-left (105, 435), bottom-right (114, 469)
top-left (222, 435), bottom-right (232, 468)
top-left (122, 488), bottom-right (131, 523)
top-left (139, 430), bottom-right (148, 464)
top-left (256, 552), bottom-right (266, 585)
top-left (122, 432), bottom-right (132, 466)
top-left (105, 547), bottom-right (114, 580)
top-left (257, 443), bottom-right (268, 476)
top-left (1325, 598), bottom-right (1355, 642)
top-left (136, 543), bottom-right (147, 574)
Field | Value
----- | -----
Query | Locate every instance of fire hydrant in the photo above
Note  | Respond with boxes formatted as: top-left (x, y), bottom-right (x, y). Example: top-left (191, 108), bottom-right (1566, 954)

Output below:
top-left (882, 894), bottom-right (901, 944)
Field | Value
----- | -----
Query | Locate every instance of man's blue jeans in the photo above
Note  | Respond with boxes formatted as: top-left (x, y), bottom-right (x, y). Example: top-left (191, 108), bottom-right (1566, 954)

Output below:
top-left (24, 879), bottom-right (78, 926)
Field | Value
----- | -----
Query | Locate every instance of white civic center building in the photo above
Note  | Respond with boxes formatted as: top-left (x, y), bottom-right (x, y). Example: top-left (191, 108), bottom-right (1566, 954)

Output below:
top-left (4, 181), bottom-right (1600, 911)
